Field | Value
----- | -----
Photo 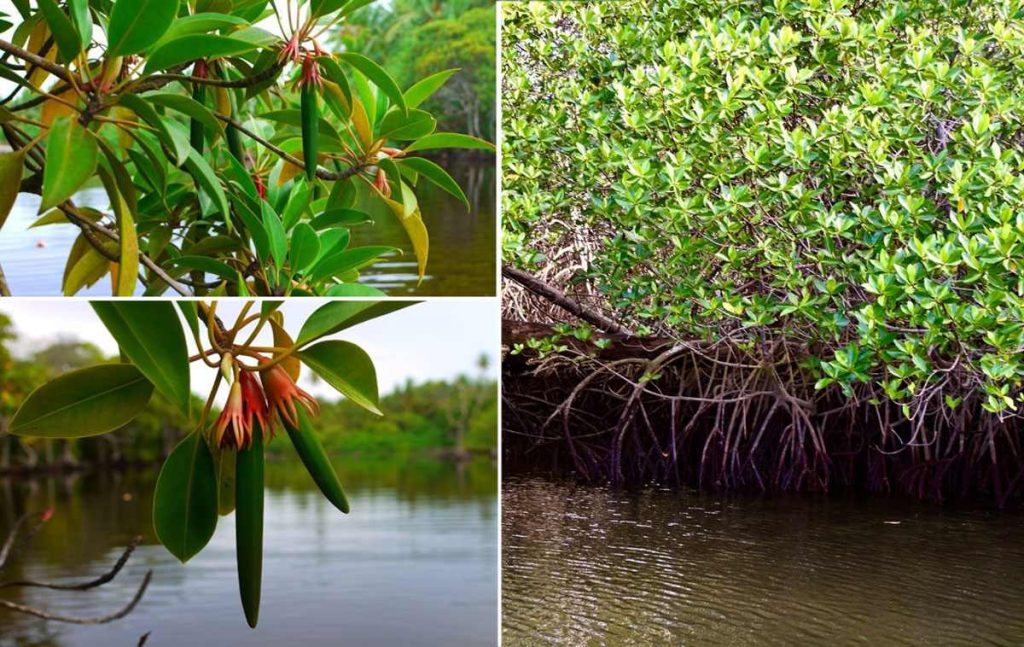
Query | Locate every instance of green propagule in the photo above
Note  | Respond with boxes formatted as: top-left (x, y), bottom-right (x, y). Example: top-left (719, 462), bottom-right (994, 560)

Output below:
top-left (7, 299), bottom-right (413, 626)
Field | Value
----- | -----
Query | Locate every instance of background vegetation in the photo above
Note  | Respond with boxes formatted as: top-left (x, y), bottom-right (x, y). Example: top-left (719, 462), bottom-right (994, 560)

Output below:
top-left (0, 316), bottom-right (496, 472)
top-left (336, 0), bottom-right (495, 140)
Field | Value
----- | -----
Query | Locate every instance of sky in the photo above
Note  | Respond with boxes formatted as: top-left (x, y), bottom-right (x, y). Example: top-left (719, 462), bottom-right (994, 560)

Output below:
top-left (0, 299), bottom-right (499, 403)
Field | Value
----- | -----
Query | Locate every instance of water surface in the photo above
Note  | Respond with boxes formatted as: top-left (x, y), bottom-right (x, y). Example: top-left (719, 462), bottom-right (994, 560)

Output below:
top-left (0, 458), bottom-right (497, 646)
top-left (503, 474), bottom-right (1024, 645)
top-left (0, 158), bottom-right (494, 297)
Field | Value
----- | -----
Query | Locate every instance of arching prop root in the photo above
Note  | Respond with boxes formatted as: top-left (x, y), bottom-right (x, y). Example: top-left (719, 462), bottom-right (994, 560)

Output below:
top-left (503, 321), bottom-right (1024, 506)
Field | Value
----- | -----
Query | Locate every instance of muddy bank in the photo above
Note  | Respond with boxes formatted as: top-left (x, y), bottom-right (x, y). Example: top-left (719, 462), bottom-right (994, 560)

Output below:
top-left (503, 321), bottom-right (1024, 506)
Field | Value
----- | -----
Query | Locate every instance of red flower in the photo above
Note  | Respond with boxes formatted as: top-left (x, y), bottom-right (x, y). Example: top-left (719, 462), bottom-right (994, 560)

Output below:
top-left (214, 372), bottom-right (270, 449)
top-left (260, 361), bottom-right (319, 428)
top-left (297, 53), bottom-right (323, 90)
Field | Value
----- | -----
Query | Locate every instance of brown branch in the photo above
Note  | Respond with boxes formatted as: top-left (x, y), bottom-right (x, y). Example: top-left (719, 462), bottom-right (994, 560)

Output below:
top-left (141, 58), bottom-right (286, 91)
top-left (502, 264), bottom-right (634, 335)
top-left (0, 570), bottom-right (152, 624)
top-left (1, 536), bottom-right (141, 591)
top-left (0, 38), bottom-right (74, 85)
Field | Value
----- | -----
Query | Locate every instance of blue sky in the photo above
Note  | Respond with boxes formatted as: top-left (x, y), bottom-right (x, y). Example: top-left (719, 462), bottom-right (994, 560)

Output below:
top-left (0, 299), bottom-right (498, 403)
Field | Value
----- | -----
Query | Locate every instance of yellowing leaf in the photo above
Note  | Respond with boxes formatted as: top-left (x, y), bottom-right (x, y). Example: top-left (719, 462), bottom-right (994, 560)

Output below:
top-left (269, 315), bottom-right (300, 382)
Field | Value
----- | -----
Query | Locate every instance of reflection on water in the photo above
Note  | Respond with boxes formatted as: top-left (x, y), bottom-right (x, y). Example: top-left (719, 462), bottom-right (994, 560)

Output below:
top-left (0, 458), bottom-right (497, 646)
top-left (503, 475), bottom-right (1024, 646)
top-left (0, 157), bottom-right (494, 297)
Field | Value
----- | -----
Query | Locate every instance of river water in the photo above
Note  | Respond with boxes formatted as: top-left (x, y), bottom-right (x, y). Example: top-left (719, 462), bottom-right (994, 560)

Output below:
top-left (503, 474), bottom-right (1024, 646)
top-left (0, 158), bottom-right (494, 297)
top-left (0, 458), bottom-right (497, 646)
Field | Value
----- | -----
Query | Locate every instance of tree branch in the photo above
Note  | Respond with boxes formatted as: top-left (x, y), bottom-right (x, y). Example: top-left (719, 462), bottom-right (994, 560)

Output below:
top-left (0, 570), bottom-right (152, 624)
top-left (1, 536), bottom-right (141, 591)
top-left (503, 264), bottom-right (634, 335)
top-left (0, 38), bottom-right (74, 85)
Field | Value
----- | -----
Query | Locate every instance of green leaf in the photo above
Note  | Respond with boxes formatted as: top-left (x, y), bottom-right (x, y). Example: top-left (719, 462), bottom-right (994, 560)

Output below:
top-left (281, 179), bottom-right (311, 230)
top-left (296, 300), bottom-right (416, 346)
top-left (184, 148), bottom-right (230, 220)
top-left (261, 202), bottom-right (287, 269)
top-left (153, 431), bottom-right (218, 562)
top-left (68, 0), bottom-right (92, 48)
top-left (107, 0), bottom-right (180, 56)
top-left (336, 52), bottom-right (406, 115)
top-left (0, 148), bottom-right (25, 231)
top-left (155, 12), bottom-right (247, 47)
top-left (41, 116), bottom-right (98, 212)
top-left (403, 68), bottom-right (458, 109)
top-left (378, 109), bottom-right (435, 141)
top-left (91, 301), bottom-right (191, 417)
top-left (10, 364), bottom-right (154, 437)
top-left (37, 0), bottom-right (82, 62)
top-left (167, 255), bottom-right (236, 280)
top-left (310, 208), bottom-right (371, 229)
top-left (299, 340), bottom-right (380, 414)
top-left (308, 245), bottom-right (395, 282)
top-left (289, 223), bottom-right (320, 274)
top-left (145, 35), bottom-right (260, 73)
top-left (146, 92), bottom-right (224, 135)
top-left (324, 284), bottom-right (387, 297)
top-left (283, 406), bottom-right (349, 513)
top-left (177, 301), bottom-right (200, 339)
top-left (400, 157), bottom-right (469, 210)
top-left (118, 94), bottom-right (189, 166)
top-left (404, 132), bottom-right (494, 153)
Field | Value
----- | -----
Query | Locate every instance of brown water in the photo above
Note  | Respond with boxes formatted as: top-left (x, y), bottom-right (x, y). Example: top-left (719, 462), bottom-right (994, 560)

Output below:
top-left (503, 475), bottom-right (1024, 646)
top-left (0, 458), bottom-right (497, 646)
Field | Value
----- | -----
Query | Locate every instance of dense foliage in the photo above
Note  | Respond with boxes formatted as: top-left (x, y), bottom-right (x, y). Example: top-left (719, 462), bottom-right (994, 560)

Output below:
top-left (504, 0), bottom-right (1024, 417)
top-left (0, 0), bottom-right (492, 297)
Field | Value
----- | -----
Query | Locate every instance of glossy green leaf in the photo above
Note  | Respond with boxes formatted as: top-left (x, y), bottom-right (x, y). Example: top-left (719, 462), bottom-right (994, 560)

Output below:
top-left (296, 300), bottom-right (416, 346)
top-left (68, 0), bottom-right (92, 48)
top-left (289, 223), bottom-right (320, 274)
top-left (261, 202), bottom-right (287, 269)
top-left (177, 301), bottom-right (200, 339)
top-left (40, 116), bottom-right (98, 212)
top-left (379, 109), bottom-right (435, 141)
top-left (37, 0), bottom-right (81, 61)
top-left (147, 92), bottom-right (224, 135)
top-left (400, 157), bottom-right (469, 210)
top-left (91, 301), bottom-right (191, 416)
top-left (10, 364), bottom-right (153, 437)
top-left (308, 245), bottom-right (395, 282)
top-left (310, 208), bottom-right (371, 229)
top-left (145, 35), bottom-right (259, 73)
top-left (167, 255), bottom-right (236, 280)
top-left (107, 0), bottom-right (179, 56)
top-left (404, 132), bottom-right (494, 153)
top-left (153, 431), bottom-right (218, 562)
top-left (284, 406), bottom-right (349, 513)
top-left (324, 284), bottom-right (387, 297)
top-left (299, 340), bottom-right (380, 415)
top-left (336, 52), bottom-right (406, 115)
top-left (403, 68), bottom-right (458, 109)
top-left (155, 12), bottom-right (246, 47)
top-left (185, 148), bottom-right (230, 220)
